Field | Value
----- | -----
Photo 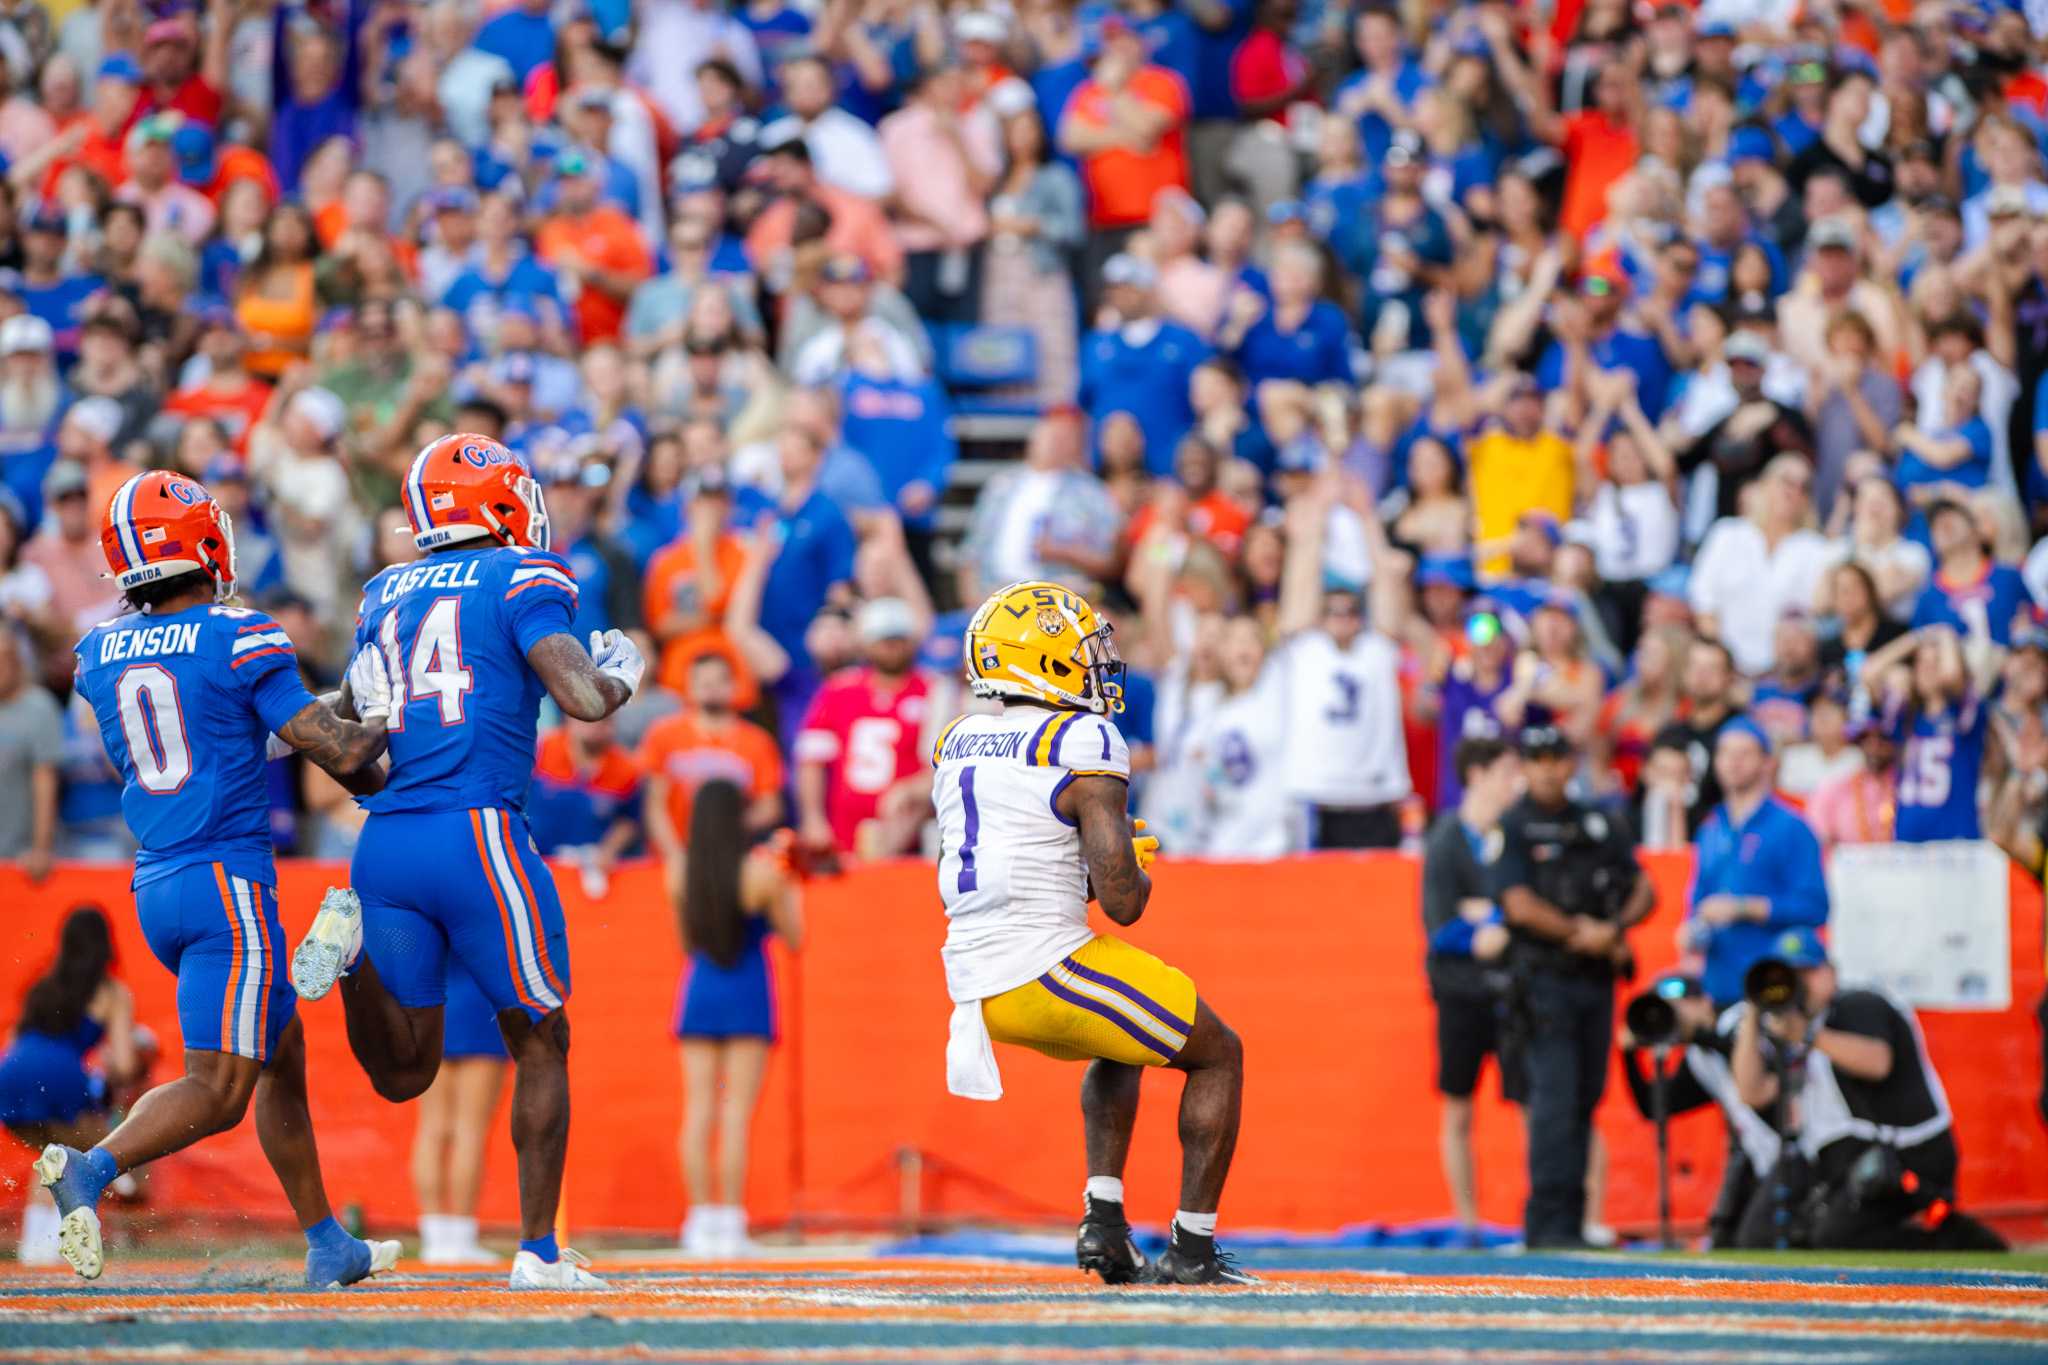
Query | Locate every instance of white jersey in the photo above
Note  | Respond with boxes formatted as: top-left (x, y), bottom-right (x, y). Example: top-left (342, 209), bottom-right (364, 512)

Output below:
top-left (1278, 630), bottom-right (1411, 808)
top-left (1188, 667), bottom-right (1296, 857)
top-left (932, 705), bottom-right (1131, 1003)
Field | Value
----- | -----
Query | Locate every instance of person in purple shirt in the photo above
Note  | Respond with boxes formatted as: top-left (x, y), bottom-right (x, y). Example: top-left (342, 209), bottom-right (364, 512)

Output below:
top-left (270, 2), bottom-right (365, 193)
top-left (1423, 602), bottom-right (1516, 808)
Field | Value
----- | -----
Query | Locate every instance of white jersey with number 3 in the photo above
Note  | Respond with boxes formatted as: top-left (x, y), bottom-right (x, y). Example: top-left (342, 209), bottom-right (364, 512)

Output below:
top-left (1278, 630), bottom-right (1410, 808)
top-left (932, 705), bottom-right (1131, 1003)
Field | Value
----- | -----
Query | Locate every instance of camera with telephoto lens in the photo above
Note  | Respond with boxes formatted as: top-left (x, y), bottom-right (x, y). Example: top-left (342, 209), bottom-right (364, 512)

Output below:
top-left (1744, 957), bottom-right (1803, 1014)
top-left (1624, 974), bottom-right (1700, 1048)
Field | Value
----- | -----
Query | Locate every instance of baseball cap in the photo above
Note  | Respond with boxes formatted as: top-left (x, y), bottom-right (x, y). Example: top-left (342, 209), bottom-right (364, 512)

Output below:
top-left (1101, 253), bottom-right (1158, 290)
top-left (1718, 714), bottom-right (1773, 755)
top-left (1765, 927), bottom-right (1827, 969)
top-left (953, 9), bottom-right (1006, 43)
top-left (429, 186), bottom-right (480, 215)
top-left (1809, 217), bottom-right (1857, 250)
top-left (97, 54), bottom-right (141, 85)
top-left (2014, 624), bottom-right (2048, 655)
top-left (857, 596), bottom-right (918, 643)
top-left (23, 204), bottom-right (65, 236)
top-left (493, 351), bottom-right (538, 386)
top-left (288, 387), bottom-right (347, 442)
top-left (172, 123), bottom-right (216, 185)
top-left (1518, 508), bottom-right (1563, 545)
top-left (1695, 15), bottom-right (1736, 37)
top-left (0, 313), bottom-right (52, 355)
top-left (1728, 127), bottom-right (1775, 166)
top-left (1724, 330), bottom-right (1770, 366)
top-left (1416, 554), bottom-right (1475, 590)
top-left (1265, 199), bottom-right (1305, 227)
top-left (556, 147), bottom-right (592, 178)
top-left (1581, 267), bottom-right (1628, 297)
top-left (1385, 129), bottom-right (1424, 167)
top-left (42, 459), bottom-right (87, 499)
top-left (1518, 724), bottom-right (1574, 758)
top-left (66, 396), bottom-right (123, 445)
top-left (145, 16), bottom-right (192, 45)
top-left (202, 456), bottom-right (248, 485)
top-left (1726, 290), bottom-right (1776, 327)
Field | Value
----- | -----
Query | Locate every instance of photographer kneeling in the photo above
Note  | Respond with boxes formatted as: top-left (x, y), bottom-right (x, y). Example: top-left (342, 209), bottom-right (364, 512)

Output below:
top-left (1619, 975), bottom-right (1784, 1248)
top-left (1731, 932), bottom-right (2005, 1251)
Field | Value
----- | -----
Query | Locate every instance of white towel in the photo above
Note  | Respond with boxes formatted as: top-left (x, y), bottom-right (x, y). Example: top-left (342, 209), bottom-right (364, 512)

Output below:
top-left (946, 999), bottom-right (1003, 1101)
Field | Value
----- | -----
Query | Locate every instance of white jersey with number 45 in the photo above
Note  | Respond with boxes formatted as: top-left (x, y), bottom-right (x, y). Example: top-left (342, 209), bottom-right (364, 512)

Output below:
top-left (931, 705), bottom-right (1131, 1004)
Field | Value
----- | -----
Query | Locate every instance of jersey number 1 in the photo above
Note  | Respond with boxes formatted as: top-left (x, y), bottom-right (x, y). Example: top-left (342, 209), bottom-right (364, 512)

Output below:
top-left (377, 596), bottom-right (473, 729)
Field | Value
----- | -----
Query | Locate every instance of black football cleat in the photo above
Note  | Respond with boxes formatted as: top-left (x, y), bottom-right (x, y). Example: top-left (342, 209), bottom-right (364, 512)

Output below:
top-left (1150, 1239), bottom-right (1260, 1286)
top-left (1076, 1197), bottom-right (1149, 1285)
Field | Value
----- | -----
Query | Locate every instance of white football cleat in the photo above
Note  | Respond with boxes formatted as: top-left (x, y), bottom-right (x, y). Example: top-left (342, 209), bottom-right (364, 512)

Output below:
top-left (32, 1146), bottom-right (103, 1281)
top-left (509, 1246), bottom-right (607, 1290)
top-left (291, 888), bottom-right (364, 1001)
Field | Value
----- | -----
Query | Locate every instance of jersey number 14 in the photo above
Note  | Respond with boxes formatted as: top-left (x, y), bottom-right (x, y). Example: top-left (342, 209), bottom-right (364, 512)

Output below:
top-left (376, 597), bottom-right (474, 729)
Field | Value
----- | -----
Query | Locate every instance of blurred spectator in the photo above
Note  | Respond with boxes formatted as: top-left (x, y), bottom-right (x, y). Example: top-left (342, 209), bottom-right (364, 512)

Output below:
top-left (1680, 719), bottom-right (1830, 1009)
top-left (1059, 17), bottom-right (1190, 290)
top-left (1466, 373), bottom-right (1577, 577)
top-left (1081, 254), bottom-right (1210, 476)
top-left (980, 104), bottom-right (1082, 404)
top-left (1215, 241), bottom-right (1350, 390)
top-left (162, 306), bottom-right (272, 454)
top-left (958, 407), bottom-right (1121, 603)
top-left (234, 202), bottom-right (319, 380)
top-left (1636, 724), bottom-right (1702, 850)
top-left (878, 62), bottom-right (998, 326)
top-left (760, 52), bottom-right (890, 201)
top-left (640, 651), bottom-right (783, 897)
top-left (788, 254), bottom-right (925, 388)
top-left (528, 715), bottom-right (643, 874)
top-left (1778, 691), bottom-right (1863, 804)
top-left (1674, 637), bottom-right (1744, 822)
top-left (744, 132), bottom-right (902, 285)
top-left (1275, 481), bottom-right (1412, 849)
top-left (794, 596), bottom-right (931, 861)
top-left (246, 378), bottom-right (359, 618)
top-left (646, 466), bottom-right (755, 707)
top-left (1807, 713), bottom-right (1900, 850)
top-left (1912, 497), bottom-right (2033, 646)
top-left (0, 623), bottom-right (57, 879)
top-left (1689, 455), bottom-right (1833, 675)
top-left (20, 460), bottom-right (116, 651)
top-left (1187, 613), bottom-right (1294, 856)
top-left (535, 148), bottom-right (653, 344)
top-left (1870, 624), bottom-right (1996, 843)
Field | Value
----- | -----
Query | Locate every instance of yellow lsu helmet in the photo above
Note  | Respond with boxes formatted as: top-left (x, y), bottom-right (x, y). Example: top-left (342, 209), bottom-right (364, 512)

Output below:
top-left (965, 580), bottom-right (1125, 714)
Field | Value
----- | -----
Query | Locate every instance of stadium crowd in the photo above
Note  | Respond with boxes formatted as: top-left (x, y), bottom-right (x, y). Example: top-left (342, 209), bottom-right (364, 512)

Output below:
top-left (2, 0), bottom-right (2048, 888)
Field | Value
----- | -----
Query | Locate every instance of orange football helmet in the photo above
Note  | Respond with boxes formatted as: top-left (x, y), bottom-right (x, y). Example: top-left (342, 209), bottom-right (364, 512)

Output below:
top-left (403, 433), bottom-right (550, 553)
top-left (100, 470), bottom-right (237, 601)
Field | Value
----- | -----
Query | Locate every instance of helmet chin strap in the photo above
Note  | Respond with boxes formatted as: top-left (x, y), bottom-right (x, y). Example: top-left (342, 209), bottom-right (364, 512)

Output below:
top-left (1003, 663), bottom-right (1099, 714)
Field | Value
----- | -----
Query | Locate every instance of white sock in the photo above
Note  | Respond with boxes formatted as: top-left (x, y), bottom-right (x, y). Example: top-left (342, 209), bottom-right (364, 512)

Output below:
top-left (1173, 1210), bottom-right (1218, 1240)
top-left (447, 1215), bottom-right (480, 1248)
top-left (1084, 1177), bottom-right (1125, 1206)
top-left (419, 1214), bottom-right (447, 1256)
top-left (19, 1193), bottom-right (60, 1261)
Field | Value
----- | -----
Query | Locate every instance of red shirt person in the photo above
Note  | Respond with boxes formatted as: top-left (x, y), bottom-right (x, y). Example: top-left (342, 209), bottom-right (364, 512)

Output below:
top-left (794, 598), bottom-right (933, 859)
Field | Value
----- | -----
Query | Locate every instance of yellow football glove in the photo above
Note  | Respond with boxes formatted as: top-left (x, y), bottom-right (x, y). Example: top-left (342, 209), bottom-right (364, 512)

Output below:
top-left (1131, 818), bottom-right (1160, 873)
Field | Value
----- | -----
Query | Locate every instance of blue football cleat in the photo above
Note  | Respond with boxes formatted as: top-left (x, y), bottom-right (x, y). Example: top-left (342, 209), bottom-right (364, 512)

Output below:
top-left (33, 1145), bottom-right (105, 1280)
top-left (305, 1234), bottom-right (402, 1289)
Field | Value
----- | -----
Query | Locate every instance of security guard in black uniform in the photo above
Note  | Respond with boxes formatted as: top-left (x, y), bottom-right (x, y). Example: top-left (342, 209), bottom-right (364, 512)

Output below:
top-left (1492, 725), bottom-right (1656, 1248)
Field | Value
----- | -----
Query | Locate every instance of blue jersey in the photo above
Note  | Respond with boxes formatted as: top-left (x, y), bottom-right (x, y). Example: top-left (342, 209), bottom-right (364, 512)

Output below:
top-left (1894, 692), bottom-right (1988, 842)
top-left (73, 605), bottom-right (317, 890)
top-left (1910, 563), bottom-right (2034, 646)
top-left (352, 544), bottom-right (578, 816)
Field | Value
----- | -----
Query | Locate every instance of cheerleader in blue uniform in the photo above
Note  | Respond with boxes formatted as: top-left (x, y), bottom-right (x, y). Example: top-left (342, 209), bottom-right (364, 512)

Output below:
top-left (673, 780), bottom-right (803, 1257)
top-left (0, 908), bottom-right (142, 1263)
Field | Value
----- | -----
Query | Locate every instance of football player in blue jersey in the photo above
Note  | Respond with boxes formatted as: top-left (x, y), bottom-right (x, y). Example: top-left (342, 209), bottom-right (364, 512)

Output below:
top-left (45, 470), bottom-right (401, 1287)
top-left (289, 434), bottom-right (644, 1291)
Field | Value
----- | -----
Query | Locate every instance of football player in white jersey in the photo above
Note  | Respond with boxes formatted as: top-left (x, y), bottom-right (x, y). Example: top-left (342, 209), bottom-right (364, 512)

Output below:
top-left (932, 580), bottom-right (1253, 1286)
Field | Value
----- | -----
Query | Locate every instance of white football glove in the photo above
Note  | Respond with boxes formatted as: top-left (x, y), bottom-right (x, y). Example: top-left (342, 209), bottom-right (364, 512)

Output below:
top-left (346, 646), bottom-right (394, 726)
top-left (589, 629), bottom-right (645, 698)
top-left (265, 730), bottom-right (294, 761)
